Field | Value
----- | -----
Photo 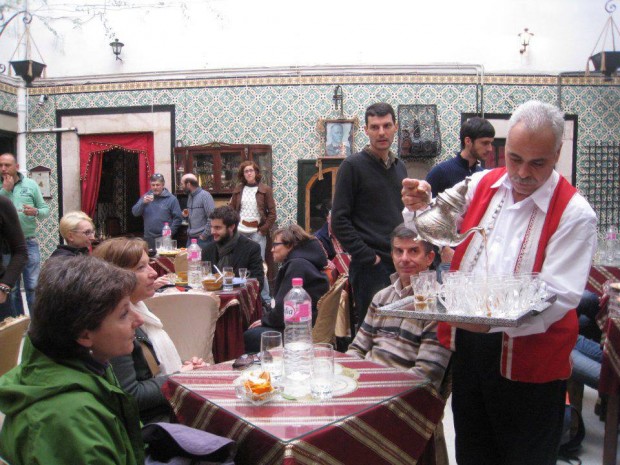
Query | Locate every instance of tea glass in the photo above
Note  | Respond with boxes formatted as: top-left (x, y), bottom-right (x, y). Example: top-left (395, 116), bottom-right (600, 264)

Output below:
top-left (411, 271), bottom-right (438, 312)
top-left (155, 237), bottom-right (164, 254)
top-left (260, 331), bottom-right (283, 384)
top-left (238, 267), bottom-right (249, 286)
top-left (202, 261), bottom-right (212, 278)
top-left (223, 266), bottom-right (234, 291)
top-left (310, 343), bottom-right (335, 400)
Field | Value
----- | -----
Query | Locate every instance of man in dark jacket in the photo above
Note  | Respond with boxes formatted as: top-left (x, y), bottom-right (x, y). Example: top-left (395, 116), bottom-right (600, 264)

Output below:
top-left (201, 206), bottom-right (264, 292)
top-left (131, 173), bottom-right (183, 250)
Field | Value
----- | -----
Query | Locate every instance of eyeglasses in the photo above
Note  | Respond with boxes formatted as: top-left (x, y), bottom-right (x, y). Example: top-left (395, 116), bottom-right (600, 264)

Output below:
top-left (73, 229), bottom-right (95, 236)
top-left (150, 173), bottom-right (165, 182)
top-left (272, 242), bottom-right (285, 247)
top-left (243, 169), bottom-right (255, 173)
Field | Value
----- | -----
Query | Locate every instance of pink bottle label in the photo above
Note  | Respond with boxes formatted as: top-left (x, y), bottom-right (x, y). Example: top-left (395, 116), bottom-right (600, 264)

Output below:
top-left (284, 301), bottom-right (311, 323)
top-left (188, 250), bottom-right (200, 261)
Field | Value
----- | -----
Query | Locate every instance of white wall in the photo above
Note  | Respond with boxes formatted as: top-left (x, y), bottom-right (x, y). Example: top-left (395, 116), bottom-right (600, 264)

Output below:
top-left (0, 0), bottom-right (612, 78)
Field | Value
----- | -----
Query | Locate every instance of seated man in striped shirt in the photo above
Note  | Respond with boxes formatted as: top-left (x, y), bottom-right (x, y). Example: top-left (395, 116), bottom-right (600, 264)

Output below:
top-left (347, 223), bottom-right (452, 465)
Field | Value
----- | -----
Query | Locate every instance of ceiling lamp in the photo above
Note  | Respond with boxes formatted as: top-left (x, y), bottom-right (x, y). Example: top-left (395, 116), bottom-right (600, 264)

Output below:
top-left (589, 0), bottom-right (620, 79)
top-left (10, 60), bottom-right (46, 86)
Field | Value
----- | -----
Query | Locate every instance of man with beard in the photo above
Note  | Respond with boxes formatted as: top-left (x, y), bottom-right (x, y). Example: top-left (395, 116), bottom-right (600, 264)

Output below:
top-left (180, 173), bottom-right (215, 248)
top-left (402, 100), bottom-right (597, 465)
top-left (132, 173), bottom-right (182, 250)
top-left (425, 116), bottom-right (495, 198)
top-left (201, 206), bottom-right (264, 292)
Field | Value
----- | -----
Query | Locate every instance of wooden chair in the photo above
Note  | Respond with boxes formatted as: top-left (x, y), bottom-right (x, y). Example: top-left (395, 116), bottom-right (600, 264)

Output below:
top-left (144, 293), bottom-right (222, 364)
top-left (0, 316), bottom-right (30, 377)
top-left (312, 274), bottom-right (348, 345)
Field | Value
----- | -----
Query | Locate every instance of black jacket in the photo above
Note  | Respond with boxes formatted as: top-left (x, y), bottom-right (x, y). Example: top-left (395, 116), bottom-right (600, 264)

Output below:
top-left (49, 245), bottom-right (89, 258)
top-left (110, 327), bottom-right (171, 424)
top-left (261, 239), bottom-right (329, 329)
top-left (201, 234), bottom-right (265, 291)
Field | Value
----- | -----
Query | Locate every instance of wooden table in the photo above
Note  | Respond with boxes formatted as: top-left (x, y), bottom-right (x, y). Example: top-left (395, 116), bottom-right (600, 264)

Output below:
top-left (153, 279), bottom-right (262, 363)
top-left (162, 354), bottom-right (445, 465)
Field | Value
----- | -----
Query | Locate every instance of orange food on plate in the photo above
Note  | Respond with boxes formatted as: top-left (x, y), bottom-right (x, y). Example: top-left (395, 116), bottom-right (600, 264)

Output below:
top-left (244, 371), bottom-right (273, 396)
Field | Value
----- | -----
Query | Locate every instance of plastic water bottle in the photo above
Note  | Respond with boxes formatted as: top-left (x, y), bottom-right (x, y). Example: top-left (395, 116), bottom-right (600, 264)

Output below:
top-left (282, 278), bottom-right (313, 399)
top-left (605, 225), bottom-right (618, 263)
top-left (188, 239), bottom-right (202, 288)
top-left (162, 222), bottom-right (172, 250)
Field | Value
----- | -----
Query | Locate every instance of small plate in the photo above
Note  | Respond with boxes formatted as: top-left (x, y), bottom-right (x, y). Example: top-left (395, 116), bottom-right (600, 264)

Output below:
top-left (332, 375), bottom-right (358, 397)
top-left (158, 249), bottom-right (180, 257)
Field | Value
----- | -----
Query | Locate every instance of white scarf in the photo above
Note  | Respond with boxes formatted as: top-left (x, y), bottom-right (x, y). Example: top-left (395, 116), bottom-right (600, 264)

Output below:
top-left (132, 301), bottom-right (183, 375)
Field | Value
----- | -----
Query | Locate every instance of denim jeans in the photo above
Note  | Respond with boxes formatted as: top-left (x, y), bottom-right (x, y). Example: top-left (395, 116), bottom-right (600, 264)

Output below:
top-left (242, 231), bottom-right (270, 301)
top-left (186, 235), bottom-right (213, 249)
top-left (2, 238), bottom-right (40, 316)
top-left (571, 335), bottom-right (602, 390)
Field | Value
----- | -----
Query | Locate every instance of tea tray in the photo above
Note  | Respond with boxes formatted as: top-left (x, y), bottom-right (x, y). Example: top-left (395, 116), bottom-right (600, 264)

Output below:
top-left (375, 294), bottom-right (557, 327)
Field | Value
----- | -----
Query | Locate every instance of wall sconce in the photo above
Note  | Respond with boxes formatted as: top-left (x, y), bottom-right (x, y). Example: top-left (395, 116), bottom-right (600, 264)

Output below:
top-left (37, 94), bottom-right (48, 106)
top-left (519, 28), bottom-right (534, 54)
top-left (332, 85), bottom-right (344, 116)
top-left (109, 38), bottom-right (124, 61)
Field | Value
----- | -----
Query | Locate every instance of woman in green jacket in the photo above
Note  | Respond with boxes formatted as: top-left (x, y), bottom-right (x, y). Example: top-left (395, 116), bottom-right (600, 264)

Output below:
top-left (0, 255), bottom-right (146, 465)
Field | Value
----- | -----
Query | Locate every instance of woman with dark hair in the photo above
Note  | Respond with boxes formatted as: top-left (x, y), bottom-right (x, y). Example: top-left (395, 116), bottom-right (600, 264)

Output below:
top-left (230, 161), bottom-right (276, 302)
top-left (244, 224), bottom-right (329, 353)
top-left (0, 255), bottom-right (145, 464)
top-left (50, 210), bottom-right (95, 258)
top-left (93, 237), bottom-right (204, 423)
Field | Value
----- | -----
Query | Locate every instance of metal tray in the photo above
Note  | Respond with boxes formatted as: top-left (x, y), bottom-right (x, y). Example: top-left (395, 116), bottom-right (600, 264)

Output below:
top-left (375, 293), bottom-right (557, 327)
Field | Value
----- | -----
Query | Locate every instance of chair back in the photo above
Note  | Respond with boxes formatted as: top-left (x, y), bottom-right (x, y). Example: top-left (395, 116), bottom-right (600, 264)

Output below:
top-left (0, 316), bottom-right (30, 377)
top-left (174, 251), bottom-right (188, 273)
top-left (143, 293), bottom-right (221, 364)
top-left (312, 274), bottom-right (348, 345)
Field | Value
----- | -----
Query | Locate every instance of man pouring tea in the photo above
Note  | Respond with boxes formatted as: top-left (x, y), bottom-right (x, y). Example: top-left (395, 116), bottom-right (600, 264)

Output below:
top-left (402, 100), bottom-right (597, 465)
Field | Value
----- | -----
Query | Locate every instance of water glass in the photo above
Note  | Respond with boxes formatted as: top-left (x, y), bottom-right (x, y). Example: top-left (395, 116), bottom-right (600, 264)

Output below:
top-left (238, 267), bottom-right (249, 285)
top-left (223, 266), bottom-right (234, 291)
top-left (170, 239), bottom-right (177, 250)
top-left (202, 261), bottom-right (212, 278)
top-left (260, 331), bottom-right (283, 383)
top-left (155, 237), bottom-right (163, 253)
top-left (311, 343), bottom-right (334, 400)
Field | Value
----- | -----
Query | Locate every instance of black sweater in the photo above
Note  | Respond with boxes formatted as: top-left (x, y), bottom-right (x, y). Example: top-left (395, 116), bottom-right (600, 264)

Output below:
top-left (261, 239), bottom-right (329, 330)
top-left (331, 149), bottom-right (407, 265)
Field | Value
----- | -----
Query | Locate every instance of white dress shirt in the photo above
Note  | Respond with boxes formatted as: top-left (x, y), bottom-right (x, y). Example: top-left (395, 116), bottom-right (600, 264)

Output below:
top-left (404, 170), bottom-right (598, 337)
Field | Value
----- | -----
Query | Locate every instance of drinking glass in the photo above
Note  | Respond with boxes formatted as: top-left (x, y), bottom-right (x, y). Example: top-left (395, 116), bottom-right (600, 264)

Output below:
top-left (311, 343), bottom-right (334, 400)
top-left (238, 267), bottom-right (249, 286)
top-left (155, 237), bottom-right (163, 253)
top-left (202, 261), bottom-right (212, 278)
top-left (170, 239), bottom-right (177, 250)
top-left (260, 331), bottom-right (283, 384)
top-left (411, 271), bottom-right (438, 312)
top-left (223, 266), bottom-right (234, 291)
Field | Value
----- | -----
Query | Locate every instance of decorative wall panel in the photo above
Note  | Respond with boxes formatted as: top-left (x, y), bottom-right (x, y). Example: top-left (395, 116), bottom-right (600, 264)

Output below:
top-left (0, 75), bottom-right (616, 259)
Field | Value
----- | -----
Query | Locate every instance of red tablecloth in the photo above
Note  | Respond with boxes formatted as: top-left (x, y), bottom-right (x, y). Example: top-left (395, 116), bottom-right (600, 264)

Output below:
top-left (213, 279), bottom-right (262, 363)
top-left (601, 316), bottom-right (620, 396)
top-left (586, 265), bottom-right (620, 296)
top-left (163, 355), bottom-right (444, 465)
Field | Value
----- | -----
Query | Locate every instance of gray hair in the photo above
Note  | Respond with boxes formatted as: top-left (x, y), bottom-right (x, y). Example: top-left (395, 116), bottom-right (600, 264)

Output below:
top-left (507, 100), bottom-right (565, 151)
top-left (390, 223), bottom-right (434, 254)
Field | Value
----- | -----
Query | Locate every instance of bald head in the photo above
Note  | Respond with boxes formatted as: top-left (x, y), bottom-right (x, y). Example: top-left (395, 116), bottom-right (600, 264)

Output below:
top-left (181, 173), bottom-right (199, 191)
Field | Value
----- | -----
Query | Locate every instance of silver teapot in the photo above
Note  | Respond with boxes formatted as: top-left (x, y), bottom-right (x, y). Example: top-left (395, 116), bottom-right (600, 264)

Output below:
top-left (413, 177), bottom-right (484, 247)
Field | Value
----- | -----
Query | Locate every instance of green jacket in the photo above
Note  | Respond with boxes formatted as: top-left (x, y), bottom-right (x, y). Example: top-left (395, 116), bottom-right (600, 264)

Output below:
top-left (0, 337), bottom-right (145, 465)
top-left (0, 173), bottom-right (50, 238)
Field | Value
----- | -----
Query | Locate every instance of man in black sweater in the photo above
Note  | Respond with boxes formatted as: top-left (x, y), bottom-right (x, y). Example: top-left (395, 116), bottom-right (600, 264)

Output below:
top-left (331, 103), bottom-right (407, 331)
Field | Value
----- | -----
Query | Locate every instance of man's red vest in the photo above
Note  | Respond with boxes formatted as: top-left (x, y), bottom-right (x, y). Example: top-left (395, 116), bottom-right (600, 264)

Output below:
top-left (437, 168), bottom-right (579, 383)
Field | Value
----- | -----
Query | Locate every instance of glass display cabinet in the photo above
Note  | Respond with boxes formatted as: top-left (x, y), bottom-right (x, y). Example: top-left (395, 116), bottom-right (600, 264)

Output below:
top-left (173, 143), bottom-right (273, 196)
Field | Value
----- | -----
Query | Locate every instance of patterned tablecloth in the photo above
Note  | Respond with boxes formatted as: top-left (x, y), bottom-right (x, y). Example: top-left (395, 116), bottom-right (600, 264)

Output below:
top-left (163, 355), bottom-right (445, 465)
top-left (586, 265), bottom-right (620, 295)
top-left (601, 316), bottom-right (620, 396)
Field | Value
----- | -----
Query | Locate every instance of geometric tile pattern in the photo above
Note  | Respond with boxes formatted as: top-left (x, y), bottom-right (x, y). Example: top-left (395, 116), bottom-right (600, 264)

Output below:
top-left (0, 74), bottom-right (618, 258)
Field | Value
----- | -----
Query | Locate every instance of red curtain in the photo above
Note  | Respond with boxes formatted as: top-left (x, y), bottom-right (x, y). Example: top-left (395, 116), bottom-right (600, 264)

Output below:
top-left (79, 133), bottom-right (154, 217)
